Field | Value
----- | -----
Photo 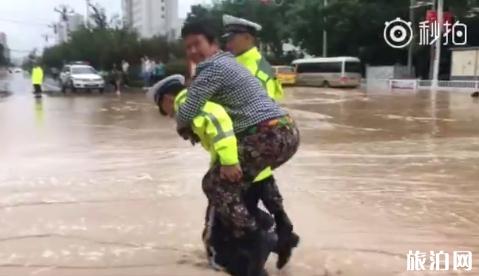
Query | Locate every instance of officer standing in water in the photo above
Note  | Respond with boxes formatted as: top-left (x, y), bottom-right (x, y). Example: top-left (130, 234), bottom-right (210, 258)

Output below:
top-left (177, 22), bottom-right (300, 274)
top-left (222, 15), bottom-right (299, 269)
top-left (147, 74), bottom-right (278, 275)
top-left (31, 63), bottom-right (44, 97)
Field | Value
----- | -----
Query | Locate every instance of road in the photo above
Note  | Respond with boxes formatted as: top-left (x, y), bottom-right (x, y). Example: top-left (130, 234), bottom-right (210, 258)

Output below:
top-left (1, 73), bottom-right (478, 276)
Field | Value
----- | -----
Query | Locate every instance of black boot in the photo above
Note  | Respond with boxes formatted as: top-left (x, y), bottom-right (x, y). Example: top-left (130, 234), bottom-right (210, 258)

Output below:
top-left (274, 211), bottom-right (300, 269)
top-left (237, 229), bottom-right (272, 276)
top-left (256, 209), bottom-right (275, 231)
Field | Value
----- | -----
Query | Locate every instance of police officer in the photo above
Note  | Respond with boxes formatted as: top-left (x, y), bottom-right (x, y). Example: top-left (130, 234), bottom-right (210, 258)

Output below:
top-left (178, 22), bottom-right (300, 274)
top-left (223, 15), bottom-right (299, 269)
top-left (223, 15), bottom-right (283, 101)
top-left (147, 75), bottom-right (277, 275)
top-left (31, 63), bottom-right (44, 97)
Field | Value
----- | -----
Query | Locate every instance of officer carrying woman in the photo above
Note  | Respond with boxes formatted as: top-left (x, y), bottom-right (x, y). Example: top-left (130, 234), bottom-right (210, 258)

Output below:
top-left (174, 20), bottom-right (301, 275)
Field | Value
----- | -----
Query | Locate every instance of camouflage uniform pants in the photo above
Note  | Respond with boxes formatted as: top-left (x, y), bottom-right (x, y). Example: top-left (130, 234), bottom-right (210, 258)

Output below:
top-left (202, 116), bottom-right (300, 238)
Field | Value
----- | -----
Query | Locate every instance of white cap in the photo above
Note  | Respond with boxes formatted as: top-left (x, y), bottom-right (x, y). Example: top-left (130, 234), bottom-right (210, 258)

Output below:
top-left (222, 14), bottom-right (262, 38)
top-left (146, 74), bottom-right (185, 104)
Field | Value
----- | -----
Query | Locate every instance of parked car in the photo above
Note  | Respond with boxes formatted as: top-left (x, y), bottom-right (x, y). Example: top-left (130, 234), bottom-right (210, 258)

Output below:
top-left (60, 64), bottom-right (105, 93)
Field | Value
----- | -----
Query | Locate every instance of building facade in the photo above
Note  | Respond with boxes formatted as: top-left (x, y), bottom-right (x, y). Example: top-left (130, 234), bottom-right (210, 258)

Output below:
top-left (122, 0), bottom-right (180, 40)
top-left (56, 13), bottom-right (84, 44)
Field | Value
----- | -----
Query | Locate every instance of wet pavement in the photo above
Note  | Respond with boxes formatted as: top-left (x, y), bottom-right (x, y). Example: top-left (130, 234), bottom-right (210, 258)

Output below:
top-left (1, 73), bottom-right (478, 276)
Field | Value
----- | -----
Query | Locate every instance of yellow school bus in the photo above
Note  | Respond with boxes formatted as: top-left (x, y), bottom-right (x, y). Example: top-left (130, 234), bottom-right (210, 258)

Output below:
top-left (273, 65), bottom-right (297, 85)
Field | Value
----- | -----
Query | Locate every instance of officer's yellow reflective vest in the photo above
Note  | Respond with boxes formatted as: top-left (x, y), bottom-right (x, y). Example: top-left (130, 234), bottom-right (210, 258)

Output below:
top-left (32, 66), bottom-right (44, 85)
top-left (174, 89), bottom-right (272, 182)
top-left (236, 47), bottom-right (284, 101)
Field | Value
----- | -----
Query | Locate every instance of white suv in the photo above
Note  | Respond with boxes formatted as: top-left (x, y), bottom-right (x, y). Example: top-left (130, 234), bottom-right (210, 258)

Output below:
top-left (60, 64), bottom-right (105, 93)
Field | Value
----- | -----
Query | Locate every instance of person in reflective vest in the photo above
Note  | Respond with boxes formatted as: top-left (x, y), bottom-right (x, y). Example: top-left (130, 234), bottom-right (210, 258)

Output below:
top-left (223, 15), bottom-right (299, 269)
top-left (148, 74), bottom-right (272, 182)
top-left (31, 64), bottom-right (44, 95)
top-left (147, 75), bottom-right (283, 275)
top-left (223, 14), bottom-right (284, 102)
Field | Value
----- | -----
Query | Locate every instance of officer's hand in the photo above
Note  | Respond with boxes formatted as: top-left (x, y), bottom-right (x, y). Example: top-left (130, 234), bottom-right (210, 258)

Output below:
top-left (189, 133), bottom-right (200, 146)
top-left (177, 126), bottom-right (193, 140)
top-left (220, 164), bottom-right (243, 183)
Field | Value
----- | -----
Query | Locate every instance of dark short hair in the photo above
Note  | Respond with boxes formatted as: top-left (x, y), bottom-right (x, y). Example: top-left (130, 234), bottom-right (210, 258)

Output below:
top-left (181, 21), bottom-right (217, 44)
top-left (164, 83), bottom-right (185, 98)
top-left (156, 82), bottom-right (185, 104)
top-left (157, 82), bottom-right (185, 115)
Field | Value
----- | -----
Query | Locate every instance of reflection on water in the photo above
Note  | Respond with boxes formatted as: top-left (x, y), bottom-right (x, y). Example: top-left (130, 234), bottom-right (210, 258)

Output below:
top-left (34, 98), bottom-right (44, 127)
top-left (0, 76), bottom-right (478, 276)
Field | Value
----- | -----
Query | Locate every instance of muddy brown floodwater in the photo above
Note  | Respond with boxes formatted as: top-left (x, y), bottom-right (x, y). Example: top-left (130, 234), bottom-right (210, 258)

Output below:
top-left (1, 74), bottom-right (478, 276)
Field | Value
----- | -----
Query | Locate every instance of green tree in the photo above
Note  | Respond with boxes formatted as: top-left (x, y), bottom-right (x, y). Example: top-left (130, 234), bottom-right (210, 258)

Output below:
top-left (184, 4), bottom-right (223, 36)
top-left (288, 0), bottom-right (411, 65)
top-left (219, 0), bottom-right (294, 58)
top-left (188, 0), bottom-right (479, 64)
top-left (185, 0), bottom-right (293, 59)
top-left (87, 1), bottom-right (108, 29)
top-left (448, 0), bottom-right (479, 46)
top-left (43, 28), bottom-right (139, 70)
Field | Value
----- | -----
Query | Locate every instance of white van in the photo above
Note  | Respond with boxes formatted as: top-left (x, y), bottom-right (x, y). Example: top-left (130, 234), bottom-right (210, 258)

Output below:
top-left (292, 57), bottom-right (362, 88)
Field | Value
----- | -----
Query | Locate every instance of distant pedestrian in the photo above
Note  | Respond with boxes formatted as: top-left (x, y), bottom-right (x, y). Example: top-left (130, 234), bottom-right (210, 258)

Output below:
top-left (31, 63), bottom-right (44, 97)
top-left (149, 59), bottom-right (157, 85)
top-left (110, 64), bottom-right (122, 95)
top-left (51, 67), bottom-right (60, 82)
top-left (142, 56), bottom-right (152, 89)
top-left (121, 59), bottom-right (130, 87)
top-left (157, 60), bottom-right (166, 80)
top-left (152, 59), bottom-right (166, 83)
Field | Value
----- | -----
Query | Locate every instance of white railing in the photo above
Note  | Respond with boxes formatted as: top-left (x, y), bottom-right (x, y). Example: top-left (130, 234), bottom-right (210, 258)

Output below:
top-left (418, 80), bottom-right (479, 90)
top-left (363, 79), bottom-right (479, 92)
top-left (389, 79), bottom-right (418, 90)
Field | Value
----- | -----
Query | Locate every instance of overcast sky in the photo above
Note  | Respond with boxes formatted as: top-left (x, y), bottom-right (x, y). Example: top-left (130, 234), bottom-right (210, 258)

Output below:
top-left (0, 0), bottom-right (210, 58)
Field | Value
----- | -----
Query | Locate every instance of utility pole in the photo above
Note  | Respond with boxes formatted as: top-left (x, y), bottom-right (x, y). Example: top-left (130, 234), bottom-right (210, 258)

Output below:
top-left (41, 34), bottom-right (49, 43)
top-left (86, 0), bottom-right (91, 27)
top-left (322, 0), bottom-right (328, 57)
top-left (407, 0), bottom-right (416, 77)
top-left (54, 5), bottom-right (74, 43)
top-left (54, 5), bottom-right (74, 22)
top-left (41, 34), bottom-right (51, 54)
top-left (428, 0), bottom-right (436, 79)
top-left (431, 0), bottom-right (443, 90)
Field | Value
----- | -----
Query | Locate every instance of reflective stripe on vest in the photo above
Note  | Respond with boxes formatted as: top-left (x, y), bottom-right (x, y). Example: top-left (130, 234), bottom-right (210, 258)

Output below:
top-left (175, 92), bottom-right (187, 106)
top-left (255, 57), bottom-right (275, 88)
top-left (253, 166), bottom-right (272, 182)
top-left (174, 89), bottom-right (188, 112)
top-left (175, 90), bottom-right (234, 143)
top-left (199, 111), bottom-right (235, 143)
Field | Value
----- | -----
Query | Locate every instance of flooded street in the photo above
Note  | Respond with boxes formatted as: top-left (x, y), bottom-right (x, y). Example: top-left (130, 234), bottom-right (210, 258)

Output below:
top-left (1, 73), bottom-right (478, 276)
